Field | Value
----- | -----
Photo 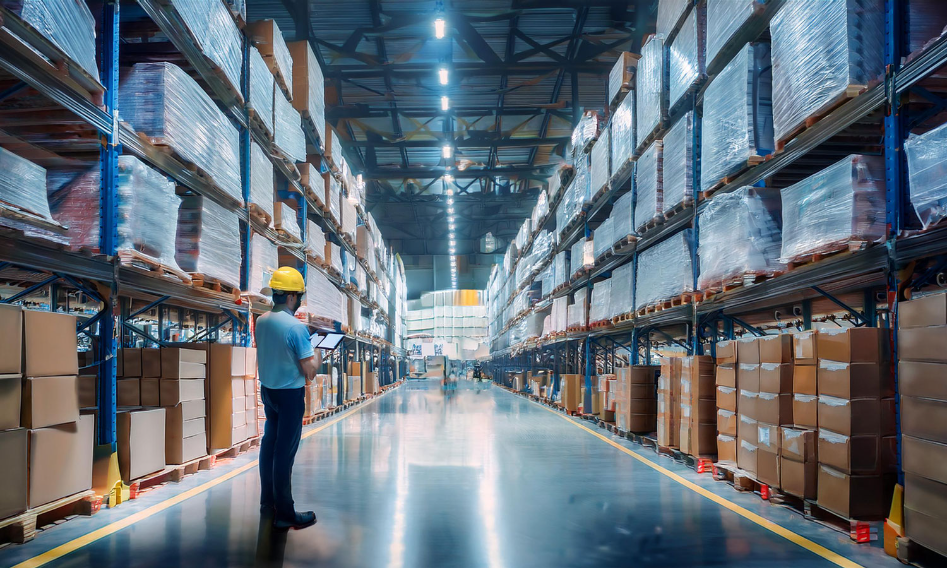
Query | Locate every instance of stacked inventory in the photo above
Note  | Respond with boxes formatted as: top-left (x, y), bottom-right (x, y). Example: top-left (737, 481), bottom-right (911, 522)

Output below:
top-left (680, 356), bottom-right (715, 458)
top-left (160, 348), bottom-right (208, 465)
top-left (208, 346), bottom-right (257, 452)
top-left (635, 230), bottom-right (694, 312)
top-left (658, 357), bottom-right (682, 448)
top-left (289, 40), bottom-right (326, 150)
top-left (661, 111), bottom-right (696, 214)
top-left (636, 35), bottom-right (665, 150)
top-left (567, 288), bottom-right (589, 332)
top-left (249, 142), bottom-right (274, 223)
top-left (668, 3), bottom-right (706, 111)
top-left (634, 140), bottom-right (663, 233)
top-left (590, 128), bottom-right (610, 197)
top-left (175, 196), bottom-right (242, 289)
top-left (715, 341), bottom-right (738, 463)
top-left (736, 338), bottom-right (760, 477)
top-left (616, 367), bottom-right (659, 433)
top-left (588, 279), bottom-right (612, 325)
top-left (610, 90), bottom-right (635, 180)
top-left (756, 335), bottom-right (794, 488)
top-left (904, 121), bottom-right (947, 230)
top-left (608, 52), bottom-right (639, 109)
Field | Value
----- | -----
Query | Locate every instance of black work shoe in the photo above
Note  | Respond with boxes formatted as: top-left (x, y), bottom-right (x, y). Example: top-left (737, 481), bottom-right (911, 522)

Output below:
top-left (273, 510), bottom-right (317, 531)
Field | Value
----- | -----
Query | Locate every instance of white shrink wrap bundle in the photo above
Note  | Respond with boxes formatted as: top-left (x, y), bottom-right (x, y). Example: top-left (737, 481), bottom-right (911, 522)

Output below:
top-left (636, 35), bottom-right (666, 148)
top-left (590, 126), bottom-right (610, 196)
top-left (657, 0), bottom-right (691, 37)
top-left (249, 47), bottom-right (274, 135)
top-left (552, 251), bottom-right (569, 290)
top-left (274, 90), bottom-right (306, 164)
top-left (635, 140), bottom-right (664, 233)
top-left (172, 0), bottom-right (242, 93)
top-left (662, 111), bottom-right (696, 213)
top-left (589, 279), bottom-right (612, 324)
top-left (668, 4), bottom-right (706, 111)
top-left (905, 122), bottom-right (947, 229)
top-left (289, 40), bottom-right (326, 149)
top-left (552, 297), bottom-right (568, 333)
top-left (611, 262), bottom-right (635, 318)
top-left (593, 217), bottom-right (614, 260)
top-left (328, 242), bottom-right (343, 275)
top-left (250, 141), bottom-right (274, 223)
top-left (306, 221), bottom-right (326, 262)
top-left (248, 233), bottom-right (279, 295)
top-left (531, 190), bottom-right (549, 228)
top-left (327, 175), bottom-right (341, 224)
top-left (341, 196), bottom-right (357, 242)
top-left (706, 0), bottom-right (759, 66)
top-left (770, 0), bottom-right (883, 144)
top-left (571, 237), bottom-right (594, 277)
top-left (540, 265), bottom-right (555, 298)
top-left (571, 111), bottom-right (601, 154)
top-left (700, 43), bottom-right (773, 194)
top-left (0, 146), bottom-right (49, 220)
top-left (610, 90), bottom-right (636, 179)
top-left (305, 268), bottom-right (344, 324)
top-left (274, 201), bottom-right (300, 241)
top-left (635, 229), bottom-right (695, 311)
top-left (567, 287), bottom-right (589, 330)
top-left (7, 0), bottom-right (99, 79)
top-left (779, 155), bottom-right (885, 262)
top-left (175, 195), bottom-right (242, 288)
top-left (697, 187), bottom-right (783, 290)
top-left (120, 63), bottom-right (242, 204)
top-left (247, 19), bottom-right (294, 100)
top-left (609, 52), bottom-right (640, 109)
top-left (612, 192), bottom-right (635, 243)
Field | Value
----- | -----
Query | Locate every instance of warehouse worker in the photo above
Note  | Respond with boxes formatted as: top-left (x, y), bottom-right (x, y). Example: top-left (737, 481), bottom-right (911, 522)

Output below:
top-left (255, 266), bottom-right (319, 531)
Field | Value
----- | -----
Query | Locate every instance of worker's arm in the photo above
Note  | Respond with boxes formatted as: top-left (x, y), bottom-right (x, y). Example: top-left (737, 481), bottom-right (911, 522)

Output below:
top-left (290, 324), bottom-right (317, 384)
top-left (299, 356), bottom-right (318, 384)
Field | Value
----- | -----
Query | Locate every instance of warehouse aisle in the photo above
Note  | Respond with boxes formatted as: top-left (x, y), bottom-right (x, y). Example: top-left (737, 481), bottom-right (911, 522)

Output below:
top-left (1, 380), bottom-right (895, 568)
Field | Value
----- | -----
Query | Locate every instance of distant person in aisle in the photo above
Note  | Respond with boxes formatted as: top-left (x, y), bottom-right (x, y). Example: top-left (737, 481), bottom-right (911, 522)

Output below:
top-left (255, 266), bottom-right (319, 531)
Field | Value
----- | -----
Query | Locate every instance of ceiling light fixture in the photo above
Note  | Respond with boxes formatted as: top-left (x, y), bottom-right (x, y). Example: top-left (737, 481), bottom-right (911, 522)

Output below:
top-left (448, 207), bottom-right (454, 214)
top-left (442, 144), bottom-right (452, 158)
top-left (441, 95), bottom-right (450, 111)
top-left (444, 175), bottom-right (453, 183)
top-left (434, 18), bottom-right (446, 39)
top-left (438, 67), bottom-right (449, 85)
top-left (447, 197), bottom-right (453, 205)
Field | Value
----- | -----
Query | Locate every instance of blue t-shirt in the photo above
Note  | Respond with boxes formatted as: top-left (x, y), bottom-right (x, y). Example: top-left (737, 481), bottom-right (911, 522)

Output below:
top-left (254, 309), bottom-right (314, 389)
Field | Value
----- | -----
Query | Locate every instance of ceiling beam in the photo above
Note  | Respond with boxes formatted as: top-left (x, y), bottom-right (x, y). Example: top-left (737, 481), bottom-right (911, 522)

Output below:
top-left (316, 58), bottom-right (613, 79)
top-left (344, 136), bottom-right (568, 148)
top-left (361, 164), bottom-right (556, 179)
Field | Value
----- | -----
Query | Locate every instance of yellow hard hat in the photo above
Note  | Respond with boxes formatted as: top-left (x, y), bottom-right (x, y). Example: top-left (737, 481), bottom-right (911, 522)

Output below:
top-left (268, 266), bottom-right (305, 293)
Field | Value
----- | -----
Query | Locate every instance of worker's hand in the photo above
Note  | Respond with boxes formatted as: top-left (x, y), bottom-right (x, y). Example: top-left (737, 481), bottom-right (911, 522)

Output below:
top-left (300, 356), bottom-right (319, 384)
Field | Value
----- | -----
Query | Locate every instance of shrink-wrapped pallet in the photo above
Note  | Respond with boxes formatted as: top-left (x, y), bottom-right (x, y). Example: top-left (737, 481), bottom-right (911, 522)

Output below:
top-left (635, 140), bottom-right (664, 233)
top-left (589, 279), bottom-right (612, 324)
top-left (223, 0), bottom-right (245, 20)
top-left (574, 152), bottom-right (592, 209)
top-left (327, 174), bottom-right (341, 224)
top-left (171, 0), bottom-right (242, 94)
top-left (669, 4), bottom-right (706, 111)
top-left (700, 43), bottom-right (773, 194)
top-left (529, 231), bottom-right (554, 272)
top-left (306, 221), bottom-right (325, 262)
top-left (274, 202), bottom-right (300, 242)
top-left (328, 242), bottom-right (343, 275)
top-left (175, 195), bottom-right (241, 288)
top-left (635, 229), bottom-right (695, 311)
top-left (556, 169), bottom-right (581, 234)
top-left (593, 218), bottom-right (614, 260)
top-left (7, 0), bottom-right (98, 78)
top-left (610, 90), bottom-right (636, 179)
top-left (657, 0), bottom-right (691, 37)
top-left (249, 47), bottom-right (274, 135)
top-left (662, 111), bottom-right (696, 214)
top-left (540, 265), bottom-right (556, 298)
top-left (289, 40), bottom-right (326, 149)
top-left (612, 192), bottom-right (635, 244)
top-left (571, 111), bottom-right (601, 154)
top-left (590, 126), bottom-right (610, 196)
top-left (50, 156), bottom-right (180, 272)
top-left (611, 262), bottom-right (635, 318)
top-left (120, 63), bottom-right (242, 203)
top-left (273, 90), bottom-right (306, 164)
top-left (770, 0), bottom-right (883, 144)
top-left (248, 233), bottom-right (278, 294)
top-left (531, 190), bottom-right (549, 229)
top-left (341, 195), bottom-right (357, 241)
top-left (0, 146), bottom-right (49, 220)
top-left (552, 297), bottom-right (568, 333)
top-left (247, 19), bottom-right (294, 100)
top-left (907, 0), bottom-right (947, 54)
top-left (250, 141), bottom-right (273, 223)
top-left (636, 35), bottom-right (666, 147)
top-left (305, 268), bottom-right (344, 324)
top-left (609, 52), bottom-right (640, 109)
top-left (779, 155), bottom-right (885, 262)
top-left (571, 237), bottom-right (593, 277)
top-left (552, 251), bottom-right (569, 290)
top-left (697, 187), bottom-right (783, 290)
top-left (905, 122), bottom-right (947, 229)
top-left (567, 288), bottom-right (589, 329)
top-left (706, 0), bottom-right (759, 66)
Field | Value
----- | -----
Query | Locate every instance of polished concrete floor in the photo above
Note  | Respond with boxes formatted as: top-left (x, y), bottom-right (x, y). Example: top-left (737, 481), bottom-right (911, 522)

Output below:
top-left (0, 379), bottom-right (897, 568)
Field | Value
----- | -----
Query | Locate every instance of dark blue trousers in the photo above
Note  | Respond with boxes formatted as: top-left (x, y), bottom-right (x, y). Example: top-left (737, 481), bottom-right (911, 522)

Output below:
top-left (259, 386), bottom-right (305, 518)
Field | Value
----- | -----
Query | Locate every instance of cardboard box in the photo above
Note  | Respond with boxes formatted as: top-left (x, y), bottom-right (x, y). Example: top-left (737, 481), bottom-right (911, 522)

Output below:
top-left (899, 292), bottom-right (947, 329)
top-left (780, 455), bottom-right (817, 499)
top-left (817, 327), bottom-right (887, 363)
top-left (717, 386), bottom-right (737, 412)
top-left (627, 384), bottom-right (656, 400)
top-left (140, 378), bottom-right (160, 407)
top-left (166, 399), bottom-right (205, 421)
top-left (167, 431), bottom-right (206, 465)
top-left (818, 429), bottom-right (895, 474)
top-left (901, 396), bottom-right (947, 444)
top-left (904, 506), bottom-right (947, 559)
top-left (625, 398), bottom-right (657, 414)
top-left (245, 377), bottom-right (256, 397)
top-left (141, 349), bottom-right (161, 378)
top-left (561, 374), bottom-right (582, 412)
top-left (757, 448), bottom-right (780, 487)
top-left (900, 325), bottom-right (947, 363)
top-left (28, 414), bottom-right (93, 508)
top-left (0, 304), bottom-right (22, 374)
top-left (122, 348), bottom-right (142, 378)
top-left (793, 394), bottom-right (818, 429)
top-left (757, 422), bottom-right (780, 453)
top-left (899, 361), bottom-right (947, 400)
top-left (759, 363), bottom-right (792, 394)
top-left (160, 379), bottom-right (205, 406)
top-left (23, 310), bottom-right (78, 377)
top-left (738, 337), bottom-right (759, 364)
top-left (21, 376), bottom-right (79, 429)
top-left (759, 335), bottom-right (792, 364)
top-left (161, 348), bottom-right (206, 379)
top-left (718, 409), bottom-right (738, 436)
top-left (0, 428), bottom-right (27, 518)
top-left (818, 396), bottom-right (895, 437)
top-left (793, 330), bottom-right (818, 365)
top-left (623, 413), bottom-right (656, 433)
top-left (117, 378), bottom-right (140, 407)
top-left (757, 392), bottom-right (792, 426)
top-left (780, 427), bottom-right (815, 462)
top-left (737, 364), bottom-right (760, 393)
top-left (739, 415), bottom-right (758, 446)
top-left (0, 374), bottom-right (22, 430)
top-left (621, 366), bottom-right (661, 385)
top-left (679, 422), bottom-right (716, 456)
top-left (117, 409), bottom-right (166, 482)
top-left (247, 19), bottom-right (293, 98)
top-left (903, 473), bottom-right (947, 556)
top-left (165, 403), bottom-right (205, 442)
top-left (715, 340), bottom-right (738, 365)
top-left (715, 365), bottom-right (736, 388)
top-left (817, 464), bottom-right (890, 519)
top-left (902, 435), bottom-right (947, 485)
top-left (738, 440), bottom-right (758, 476)
top-left (717, 434), bottom-right (737, 463)
top-left (77, 375), bottom-right (96, 408)
top-left (793, 364), bottom-right (817, 396)
top-left (681, 356), bottom-right (714, 381)
top-left (738, 390), bottom-right (757, 420)
top-left (817, 361), bottom-right (892, 399)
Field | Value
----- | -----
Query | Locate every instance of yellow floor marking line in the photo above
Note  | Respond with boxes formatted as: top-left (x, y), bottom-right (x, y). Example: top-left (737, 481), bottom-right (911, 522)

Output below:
top-left (13, 391), bottom-right (388, 568)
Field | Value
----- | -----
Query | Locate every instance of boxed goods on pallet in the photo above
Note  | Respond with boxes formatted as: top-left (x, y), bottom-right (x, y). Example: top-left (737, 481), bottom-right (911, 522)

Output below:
top-left (172, 0), bottom-right (242, 94)
top-left (907, 0), bottom-right (947, 54)
top-left (289, 40), bottom-right (326, 148)
top-left (634, 140), bottom-right (663, 233)
top-left (175, 195), bottom-right (242, 289)
top-left (696, 186), bottom-right (783, 290)
top-left (608, 52), bottom-right (639, 108)
top-left (770, 0), bottom-right (883, 145)
top-left (571, 111), bottom-right (601, 154)
top-left (779, 155), bottom-right (885, 263)
top-left (616, 366), bottom-right (659, 433)
top-left (610, 262), bottom-right (634, 319)
top-left (571, 238), bottom-right (593, 277)
top-left (680, 356), bottom-right (716, 457)
top-left (304, 268), bottom-right (344, 324)
top-left (550, 297), bottom-right (567, 333)
top-left (905, 121), bottom-right (947, 230)
top-left (159, 348), bottom-right (207, 464)
top-left (27, 414), bottom-right (93, 508)
top-left (561, 374), bottom-right (582, 412)
top-left (589, 279), bottom-right (612, 324)
top-left (208, 346), bottom-right (255, 451)
top-left (0, 428), bottom-right (26, 518)
top-left (706, 0), bottom-right (761, 66)
top-left (273, 89), bottom-right (306, 164)
top-left (567, 288), bottom-right (588, 330)
top-left (780, 427), bottom-right (817, 499)
top-left (247, 19), bottom-right (294, 100)
top-left (6, 0), bottom-right (99, 79)
top-left (662, 112), bottom-right (696, 215)
top-left (657, 0), bottom-right (690, 37)
top-left (668, 3), bottom-right (706, 111)
top-left (610, 90), bottom-right (636, 179)
top-left (117, 408), bottom-right (165, 482)
top-left (250, 142), bottom-right (274, 223)
top-left (50, 155), bottom-right (182, 274)
top-left (120, 63), bottom-right (241, 203)
top-left (637, 35), bottom-right (665, 146)
top-left (611, 192), bottom-right (635, 246)
top-left (590, 127), bottom-right (610, 196)
top-left (274, 202), bottom-right (300, 241)
top-left (531, 190), bottom-right (549, 228)
top-left (248, 233), bottom-right (278, 295)
top-left (700, 42), bottom-right (773, 194)
top-left (0, 146), bottom-right (50, 221)
top-left (635, 229), bottom-right (694, 312)
top-left (249, 47), bottom-right (275, 135)
top-left (341, 196), bottom-right (357, 242)
top-left (593, 218), bottom-right (614, 260)
top-left (658, 357), bottom-right (683, 447)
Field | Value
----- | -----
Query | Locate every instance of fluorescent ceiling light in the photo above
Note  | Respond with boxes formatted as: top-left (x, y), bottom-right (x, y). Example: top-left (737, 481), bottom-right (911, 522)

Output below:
top-left (438, 68), bottom-right (449, 85)
top-left (434, 18), bottom-right (446, 39)
top-left (441, 95), bottom-right (450, 111)
top-left (445, 187), bottom-right (453, 194)
top-left (447, 198), bottom-right (453, 205)
top-left (448, 207), bottom-right (454, 214)
top-left (442, 144), bottom-right (452, 158)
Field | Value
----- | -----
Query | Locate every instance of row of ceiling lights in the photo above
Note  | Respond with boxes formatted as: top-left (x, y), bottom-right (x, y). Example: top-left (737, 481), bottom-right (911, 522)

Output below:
top-left (435, 15), bottom-right (458, 290)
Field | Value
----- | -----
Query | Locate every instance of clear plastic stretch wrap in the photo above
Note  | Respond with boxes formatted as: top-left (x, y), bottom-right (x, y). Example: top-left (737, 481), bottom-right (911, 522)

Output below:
top-left (553, 251), bottom-right (569, 289)
top-left (657, 0), bottom-right (690, 37)
top-left (609, 52), bottom-right (639, 107)
top-left (530, 230), bottom-right (554, 271)
top-left (662, 111), bottom-right (696, 213)
top-left (275, 202), bottom-right (300, 241)
top-left (248, 233), bottom-right (278, 294)
top-left (610, 90), bottom-right (636, 178)
top-left (590, 126), bottom-right (610, 194)
top-left (250, 141), bottom-right (274, 222)
top-left (593, 217), bottom-right (614, 260)
top-left (224, 0), bottom-right (245, 20)
top-left (515, 220), bottom-right (530, 254)
top-left (635, 140), bottom-right (664, 233)
top-left (273, 90), bottom-right (306, 163)
top-left (306, 221), bottom-right (325, 261)
top-left (552, 297), bottom-right (568, 333)
top-left (305, 268), bottom-right (344, 324)
top-left (539, 265), bottom-right (555, 298)
top-left (571, 237), bottom-right (593, 276)
top-left (516, 260), bottom-right (529, 289)
top-left (700, 43), bottom-right (773, 194)
top-left (669, 4), bottom-right (706, 111)
top-left (289, 40), bottom-right (325, 143)
top-left (531, 190), bottom-right (548, 228)
top-left (905, 122), bottom-right (947, 229)
top-left (249, 47), bottom-right (274, 135)
top-left (8, 0), bottom-right (98, 78)
top-left (343, 250), bottom-right (357, 285)
top-left (175, 195), bottom-right (241, 287)
top-left (636, 35), bottom-right (666, 145)
top-left (50, 156), bottom-right (181, 272)
top-left (706, 0), bottom-right (758, 65)
top-left (120, 63), bottom-right (242, 204)
top-left (907, 0), bottom-right (947, 54)
top-left (697, 186), bottom-right (783, 289)
top-left (589, 279), bottom-right (612, 323)
top-left (171, 0), bottom-right (242, 93)
top-left (329, 242), bottom-right (343, 274)
top-left (327, 175), bottom-right (341, 223)
top-left (356, 265), bottom-right (367, 293)
top-left (770, 0), bottom-right (884, 144)
top-left (571, 111), bottom-right (601, 153)
top-left (611, 191), bottom-right (635, 241)
top-left (341, 196), bottom-right (357, 241)
top-left (635, 229), bottom-right (695, 311)
top-left (574, 152), bottom-right (592, 209)
top-left (779, 155), bottom-right (885, 262)
top-left (567, 287), bottom-right (589, 329)
top-left (611, 262), bottom-right (635, 317)
top-left (0, 146), bottom-right (49, 220)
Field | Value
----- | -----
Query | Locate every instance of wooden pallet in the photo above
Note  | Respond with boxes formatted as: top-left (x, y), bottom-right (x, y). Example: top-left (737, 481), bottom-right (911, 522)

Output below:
top-left (712, 461), bottom-right (762, 493)
top-left (117, 249), bottom-right (192, 284)
top-left (139, 134), bottom-right (243, 208)
top-left (248, 203), bottom-right (273, 228)
top-left (190, 273), bottom-right (240, 297)
top-left (613, 235), bottom-right (637, 255)
top-left (558, 212), bottom-right (587, 241)
top-left (698, 271), bottom-right (782, 296)
top-left (588, 183), bottom-right (609, 207)
top-left (589, 320), bottom-right (613, 330)
top-left (610, 157), bottom-right (636, 188)
top-left (663, 198), bottom-right (694, 221)
top-left (247, 107), bottom-right (273, 140)
top-left (769, 491), bottom-right (881, 543)
top-left (775, 84), bottom-right (867, 152)
top-left (0, 490), bottom-right (100, 545)
top-left (635, 293), bottom-right (690, 317)
top-left (785, 241), bottom-right (869, 270)
top-left (636, 214), bottom-right (665, 235)
top-left (594, 248), bottom-right (614, 267)
top-left (275, 228), bottom-right (302, 244)
top-left (269, 145), bottom-right (302, 181)
top-left (611, 311), bottom-right (635, 325)
top-left (701, 155), bottom-right (767, 199)
top-left (635, 122), bottom-right (667, 158)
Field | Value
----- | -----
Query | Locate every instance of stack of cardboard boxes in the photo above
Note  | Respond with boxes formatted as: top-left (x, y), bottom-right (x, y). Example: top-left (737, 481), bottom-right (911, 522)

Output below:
top-left (561, 374), bottom-right (582, 413)
top-left (757, 335), bottom-right (794, 488)
top-left (715, 340), bottom-right (738, 463)
top-left (160, 348), bottom-right (207, 465)
top-left (899, 292), bottom-right (947, 557)
top-left (780, 329), bottom-right (820, 499)
top-left (208, 345), bottom-right (256, 452)
top-left (657, 357), bottom-right (681, 448)
top-left (737, 338), bottom-right (760, 478)
top-left (597, 374), bottom-right (616, 422)
top-left (679, 356), bottom-right (715, 458)
top-left (616, 367), bottom-right (658, 433)
top-left (116, 348), bottom-right (164, 482)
